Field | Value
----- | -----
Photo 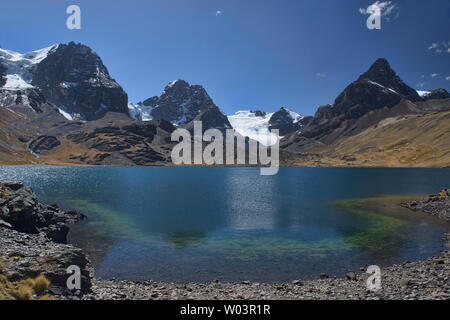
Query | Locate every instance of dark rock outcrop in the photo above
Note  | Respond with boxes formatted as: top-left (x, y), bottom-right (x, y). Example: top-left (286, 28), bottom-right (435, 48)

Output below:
top-left (0, 61), bottom-right (6, 87)
top-left (0, 181), bottom-right (91, 295)
top-left (182, 105), bottom-right (232, 133)
top-left (253, 110), bottom-right (266, 117)
top-left (28, 135), bottom-right (61, 154)
top-left (66, 118), bottom-right (176, 165)
top-left (32, 42), bottom-right (129, 121)
top-left (0, 182), bottom-right (85, 242)
top-left (0, 88), bottom-right (47, 113)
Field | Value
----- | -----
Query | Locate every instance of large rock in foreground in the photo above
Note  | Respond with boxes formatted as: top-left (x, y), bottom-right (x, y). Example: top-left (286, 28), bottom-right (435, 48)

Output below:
top-left (0, 181), bottom-right (91, 295)
top-left (0, 182), bottom-right (85, 242)
top-left (0, 227), bottom-right (92, 295)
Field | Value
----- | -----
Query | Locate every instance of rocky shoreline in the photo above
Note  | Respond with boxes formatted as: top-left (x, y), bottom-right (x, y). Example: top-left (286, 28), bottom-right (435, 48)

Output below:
top-left (0, 182), bottom-right (449, 300)
top-left (400, 189), bottom-right (450, 221)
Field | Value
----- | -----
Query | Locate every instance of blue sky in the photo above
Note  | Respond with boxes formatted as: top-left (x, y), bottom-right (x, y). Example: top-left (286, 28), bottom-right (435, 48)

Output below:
top-left (0, 0), bottom-right (449, 116)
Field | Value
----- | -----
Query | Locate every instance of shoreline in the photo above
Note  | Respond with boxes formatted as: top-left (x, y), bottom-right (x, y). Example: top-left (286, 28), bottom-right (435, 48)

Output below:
top-left (0, 182), bottom-right (448, 300)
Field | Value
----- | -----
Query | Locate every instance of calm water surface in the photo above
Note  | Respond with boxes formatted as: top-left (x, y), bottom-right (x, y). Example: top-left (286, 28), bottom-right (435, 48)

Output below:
top-left (0, 166), bottom-right (448, 282)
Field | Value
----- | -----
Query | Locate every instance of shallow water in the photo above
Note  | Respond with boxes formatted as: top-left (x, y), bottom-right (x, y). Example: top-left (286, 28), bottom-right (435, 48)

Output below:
top-left (0, 166), bottom-right (448, 282)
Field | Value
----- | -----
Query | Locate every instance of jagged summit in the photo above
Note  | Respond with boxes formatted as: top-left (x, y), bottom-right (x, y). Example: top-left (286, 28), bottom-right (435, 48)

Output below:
top-left (302, 58), bottom-right (436, 141)
top-left (268, 107), bottom-right (304, 135)
top-left (32, 42), bottom-right (128, 120)
top-left (129, 79), bottom-right (232, 130)
top-left (357, 58), bottom-right (420, 102)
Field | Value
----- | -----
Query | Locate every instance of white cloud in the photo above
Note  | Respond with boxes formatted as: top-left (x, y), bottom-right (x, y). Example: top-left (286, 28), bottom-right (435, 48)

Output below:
top-left (427, 41), bottom-right (450, 54)
top-left (215, 10), bottom-right (223, 16)
top-left (431, 73), bottom-right (439, 78)
top-left (359, 1), bottom-right (399, 21)
top-left (315, 73), bottom-right (327, 78)
top-left (446, 76), bottom-right (450, 81)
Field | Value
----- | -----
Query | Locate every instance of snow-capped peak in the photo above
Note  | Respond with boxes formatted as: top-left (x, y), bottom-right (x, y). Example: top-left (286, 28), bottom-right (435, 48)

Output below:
top-left (285, 108), bottom-right (304, 123)
top-left (0, 44), bottom-right (59, 90)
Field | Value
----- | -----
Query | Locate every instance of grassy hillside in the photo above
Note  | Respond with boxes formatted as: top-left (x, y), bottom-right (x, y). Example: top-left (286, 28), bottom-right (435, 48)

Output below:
top-left (282, 111), bottom-right (450, 167)
top-left (0, 108), bottom-right (40, 165)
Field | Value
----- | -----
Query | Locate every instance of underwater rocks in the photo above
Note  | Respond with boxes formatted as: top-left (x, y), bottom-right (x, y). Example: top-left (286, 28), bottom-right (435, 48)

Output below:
top-left (400, 188), bottom-right (450, 221)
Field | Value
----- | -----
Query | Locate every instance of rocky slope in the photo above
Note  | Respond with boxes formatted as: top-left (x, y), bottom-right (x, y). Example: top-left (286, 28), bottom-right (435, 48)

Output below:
top-left (282, 109), bottom-right (450, 167)
top-left (0, 182), bottom-right (91, 295)
top-left (281, 58), bottom-right (450, 166)
top-left (28, 113), bottom-right (177, 166)
top-left (401, 189), bottom-right (450, 221)
top-left (301, 59), bottom-right (431, 143)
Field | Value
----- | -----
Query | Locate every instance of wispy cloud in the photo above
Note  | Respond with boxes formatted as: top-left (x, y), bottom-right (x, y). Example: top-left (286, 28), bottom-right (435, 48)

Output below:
top-left (215, 10), bottom-right (223, 17)
top-left (315, 73), bottom-right (328, 78)
top-left (427, 41), bottom-right (450, 54)
top-left (430, 73), bottom-right (439, 78)
top-left (446, 76), bottom-right (450, 81)
top-left (416, 81), bottom-right (426, 88)
top-left (359, 1), bottom-right (399, 21)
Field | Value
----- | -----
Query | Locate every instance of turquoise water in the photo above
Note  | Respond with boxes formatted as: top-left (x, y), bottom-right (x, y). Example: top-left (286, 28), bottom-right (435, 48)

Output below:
top-left (0, 166), bottom-right (448, 282)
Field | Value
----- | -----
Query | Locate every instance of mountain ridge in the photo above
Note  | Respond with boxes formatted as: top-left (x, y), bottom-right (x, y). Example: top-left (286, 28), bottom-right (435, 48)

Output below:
top-left (0, 43), bottom-right (449, 167)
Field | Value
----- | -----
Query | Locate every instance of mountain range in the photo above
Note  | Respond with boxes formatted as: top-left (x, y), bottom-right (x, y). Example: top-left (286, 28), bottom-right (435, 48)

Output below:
top-left (0, 42), bottom-right (449, 167)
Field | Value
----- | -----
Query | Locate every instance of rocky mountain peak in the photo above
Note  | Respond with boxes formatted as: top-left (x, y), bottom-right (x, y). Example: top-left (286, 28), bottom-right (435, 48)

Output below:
top-left (419, 88), bottom-right (450, 101)
top-left (357, 58), bottom-right (420, 102)
top-left (32, 42), bottom-right (129, 120)
top-left (359, 58), bottom-right (392, 80)
top-left (131, 79), bottom-right (230, 130)
top-left (268, 107), bottom-right (304, 135)
top-left (302, 58), bottom-right (426, 141)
